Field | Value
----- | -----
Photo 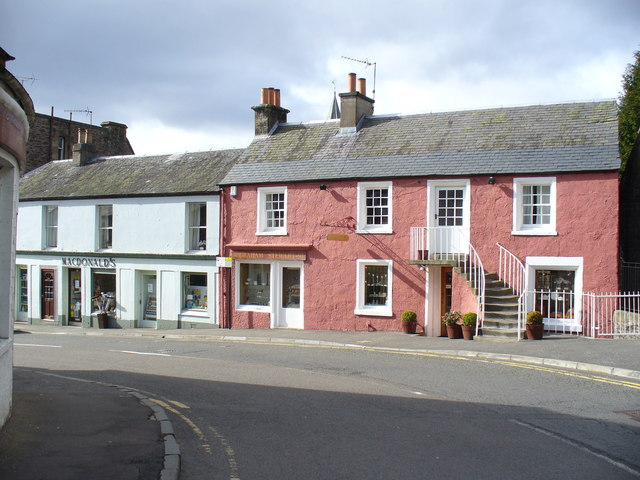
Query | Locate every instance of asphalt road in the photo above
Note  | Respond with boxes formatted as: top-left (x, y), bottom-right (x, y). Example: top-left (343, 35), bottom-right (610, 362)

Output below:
top-left (14, 333), bottom-right (640, 479)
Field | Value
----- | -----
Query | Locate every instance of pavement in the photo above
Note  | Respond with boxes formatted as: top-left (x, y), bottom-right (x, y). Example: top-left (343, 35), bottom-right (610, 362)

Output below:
top-left (2, 324), bottom-right (639, 480)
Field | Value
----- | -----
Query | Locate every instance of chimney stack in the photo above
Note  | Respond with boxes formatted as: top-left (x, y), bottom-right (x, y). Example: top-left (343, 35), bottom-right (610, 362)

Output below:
top-left (252, 87), bottom-right (289, 136)
top-left (339, 73), bottom-right (374, 132)
top-left (72, 128), bottom-right (96, 166)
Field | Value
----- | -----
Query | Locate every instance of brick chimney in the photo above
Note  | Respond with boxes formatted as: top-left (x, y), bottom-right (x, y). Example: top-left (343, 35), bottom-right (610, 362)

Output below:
top-left (339, 73), bottom-right (374, 132)
top-left (252, 87), bottom-right (290, 136)
top-left (72, 128), bottom-right (96, 166)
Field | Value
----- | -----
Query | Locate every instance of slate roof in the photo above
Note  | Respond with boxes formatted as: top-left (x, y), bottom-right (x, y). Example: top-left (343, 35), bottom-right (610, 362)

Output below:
top-left (20, 149), bottom-right (243, 201)
top-left (220, 101), bottom-right (620, 185)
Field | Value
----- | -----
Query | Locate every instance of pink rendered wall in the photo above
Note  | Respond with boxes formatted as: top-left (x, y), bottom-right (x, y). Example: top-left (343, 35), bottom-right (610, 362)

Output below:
top-left (451, 273), bottom-right (478, 316)
top-left (223, 171), bottom-right (619, 331)
top-left (469, 172), bottom-right (619, 292)
top-left (223, 179), bottom-right (428, 331)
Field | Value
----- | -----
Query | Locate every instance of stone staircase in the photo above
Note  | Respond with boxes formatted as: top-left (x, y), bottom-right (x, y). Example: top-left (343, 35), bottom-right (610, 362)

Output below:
top-left (480, 273), bottom-right (522, 339)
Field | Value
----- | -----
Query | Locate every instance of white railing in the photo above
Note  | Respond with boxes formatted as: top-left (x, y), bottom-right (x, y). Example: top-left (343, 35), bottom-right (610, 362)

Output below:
top-left (410, 227), bottom-right (485, 333)
top-left (497, 243), bottom-right (527, 339)
top-left (583, 291), bottom-right (640, 338)
top-left (530, 289), bottom-right (580, 335)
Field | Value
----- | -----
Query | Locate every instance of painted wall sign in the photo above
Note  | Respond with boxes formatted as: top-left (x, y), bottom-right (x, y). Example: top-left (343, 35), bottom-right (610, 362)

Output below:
top-left (233, 251), bottom-right (306, 261)
top-left (326, 233), bottom-right (349, 241)
top-left (62, 257), bottom-right (117, 268)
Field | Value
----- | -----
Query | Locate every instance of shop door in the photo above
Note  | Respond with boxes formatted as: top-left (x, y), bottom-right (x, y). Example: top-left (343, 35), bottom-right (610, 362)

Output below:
top-left (41, 269), bottom-right (55, 319)
top-left (274, 264), bottom-right (303, 329)
top-left (440, 267), bottom-right (452, 336)
top-left (68, 269), bottom-right (82, 323)
top-left (141, 274), bottom-right (157, 327)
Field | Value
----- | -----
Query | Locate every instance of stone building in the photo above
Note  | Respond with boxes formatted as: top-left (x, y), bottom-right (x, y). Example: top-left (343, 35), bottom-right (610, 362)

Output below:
top-left (25, 110), bottom-right (134, 173)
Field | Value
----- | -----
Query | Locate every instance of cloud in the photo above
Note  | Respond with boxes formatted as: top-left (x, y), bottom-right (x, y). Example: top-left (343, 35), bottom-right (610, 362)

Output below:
top-left (1, 0), bottom-right (638, 155)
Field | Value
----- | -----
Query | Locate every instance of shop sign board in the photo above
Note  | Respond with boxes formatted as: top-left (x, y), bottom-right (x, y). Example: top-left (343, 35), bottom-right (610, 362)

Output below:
top-left (62, 256), bottom-right (117, 268)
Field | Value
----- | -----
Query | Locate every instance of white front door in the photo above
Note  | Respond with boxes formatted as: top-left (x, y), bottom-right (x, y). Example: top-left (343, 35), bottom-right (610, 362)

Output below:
top-left (428, 181), bottom-right (470, 257)
top-left (273, 262), bottom-right (303, 329)
top-left (140, 273), bottom-right (157, 327)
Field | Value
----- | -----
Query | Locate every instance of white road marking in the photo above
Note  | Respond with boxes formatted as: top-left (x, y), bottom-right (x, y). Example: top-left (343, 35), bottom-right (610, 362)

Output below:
top-left (15, 343), bottom-right (61, 348)
top-left (112, 350), bottom-right (171, 357)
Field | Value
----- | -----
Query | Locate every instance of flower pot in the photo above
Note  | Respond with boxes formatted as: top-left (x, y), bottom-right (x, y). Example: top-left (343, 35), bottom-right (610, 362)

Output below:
top-left (526, 323), bottom-right (544, 340)
top-left (402, 322), bottom-right (417, 334)
top-left (461, 325), bottom-right (475, 340)
top-left (446, 324), bottom-right (463, 339)
top-left (97, 313), bottom-right (108, 329)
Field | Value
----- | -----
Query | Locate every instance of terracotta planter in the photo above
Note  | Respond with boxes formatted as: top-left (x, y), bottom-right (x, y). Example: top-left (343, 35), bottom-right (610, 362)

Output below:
top-left (402, 322), bottom-right (417, 334)
top-left (461, 325), bottom-right (475, 340)
top-left (446, 324), bottom-right (463, 339)
top-left (526, 323), bottom-right (544, 340)
top-left (97, 313), bottom-right (108, 329)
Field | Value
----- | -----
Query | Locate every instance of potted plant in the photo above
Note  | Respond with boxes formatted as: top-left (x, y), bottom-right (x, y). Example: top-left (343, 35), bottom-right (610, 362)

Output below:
top-left (401, 310), bottom-right (418, 334)
top-left (461, 312), bottom-right (477, 340)
top-left (526, 311), bottom-right (544, 340)
top-left (442, 311), bottom-right (462, 339)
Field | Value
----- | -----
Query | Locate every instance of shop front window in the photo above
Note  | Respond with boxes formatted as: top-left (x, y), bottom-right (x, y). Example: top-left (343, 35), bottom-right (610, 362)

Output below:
top-left (183, 273), bottom-right (207, 311)
top-left (92, 270), bottom-right (116, 313)
top-left (68, 269), bottom-right (82, 322)
top-left (534, 269), bottom-right (575, 319)
top-left (239, 263), bottom-right (270, 306)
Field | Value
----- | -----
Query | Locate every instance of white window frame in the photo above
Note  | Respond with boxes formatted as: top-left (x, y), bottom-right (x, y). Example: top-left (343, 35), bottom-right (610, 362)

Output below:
top-left (512, 177), bottom-right (557, 236)
top-left (257, 187), bottom-right (287, 235)
top-left (525, 256), bottom-right (583, 330)
top-left (187, 202), bottom-right (207, 252)
top-left (97, 204), bottom-right (113, 250)
top-left (355, 259), bottom-right (393, 316)
top-left (43, 205), bottom-right (58, 249)
top-left (356, 181), bottom-right (393, 234)
top-left (236, 261), bottom-right (272, 312)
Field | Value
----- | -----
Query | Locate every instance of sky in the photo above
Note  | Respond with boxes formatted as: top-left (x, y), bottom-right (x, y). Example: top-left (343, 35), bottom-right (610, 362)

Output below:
top-left (2, 0), bottom-right (639, 156)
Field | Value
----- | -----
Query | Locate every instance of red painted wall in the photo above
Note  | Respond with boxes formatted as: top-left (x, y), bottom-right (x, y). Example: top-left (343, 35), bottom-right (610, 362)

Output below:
top-left (222, 171), bottom-right (619, 331)
top-left (469, 172), bottom-right (619, 292)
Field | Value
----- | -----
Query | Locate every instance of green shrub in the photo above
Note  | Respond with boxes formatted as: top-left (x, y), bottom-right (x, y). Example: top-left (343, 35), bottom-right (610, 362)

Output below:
top-left (461, 312), bottom-right (477, 326)
top-left (526, 311), bottom-right (544, 325)
top-left (401, 310), bottom-right (417, 324)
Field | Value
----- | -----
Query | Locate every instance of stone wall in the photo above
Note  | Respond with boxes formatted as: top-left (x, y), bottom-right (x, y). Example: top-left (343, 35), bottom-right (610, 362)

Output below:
top-left (26, 112), bottom-right (134, 173)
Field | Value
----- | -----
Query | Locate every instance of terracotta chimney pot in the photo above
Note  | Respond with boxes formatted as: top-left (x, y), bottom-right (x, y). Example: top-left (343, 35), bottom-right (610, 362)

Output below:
top-left (274, 89), bottom-right (281, 107)
top-left (358, 78), bottom-right (366, 97)
top-left (260, 88), bottom-right (270, 105)
top-left (348, 73), bottom-right (356, 93)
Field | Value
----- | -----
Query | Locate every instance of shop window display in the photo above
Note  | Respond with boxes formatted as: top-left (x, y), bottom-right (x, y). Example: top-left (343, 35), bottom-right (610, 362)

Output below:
top-left (183, 273), bottom-right (207, 310)
top-left (239, 263), bottom-right (270, 306)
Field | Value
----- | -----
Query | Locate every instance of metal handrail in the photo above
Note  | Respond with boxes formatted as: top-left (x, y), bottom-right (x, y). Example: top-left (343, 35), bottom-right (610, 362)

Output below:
top-left (496, 243), bottom-right (527, 340)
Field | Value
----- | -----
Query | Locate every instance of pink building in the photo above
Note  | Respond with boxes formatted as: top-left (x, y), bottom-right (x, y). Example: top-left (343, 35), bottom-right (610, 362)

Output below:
top-left (218, 77), bottom-right (620, 337)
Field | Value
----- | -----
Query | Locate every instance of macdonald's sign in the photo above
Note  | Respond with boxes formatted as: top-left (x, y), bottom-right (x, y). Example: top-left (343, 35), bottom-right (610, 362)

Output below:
top-left (62, 257), bottom-right (117, 268)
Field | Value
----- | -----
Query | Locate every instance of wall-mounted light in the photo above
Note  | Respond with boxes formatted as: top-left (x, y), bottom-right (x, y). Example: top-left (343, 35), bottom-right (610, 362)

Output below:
top-left (230, 185), bottom-right (238, 197)
top-left (488, 177), bottom-right (496, 185)
top-left (319, 184), bottom-right (327, 190)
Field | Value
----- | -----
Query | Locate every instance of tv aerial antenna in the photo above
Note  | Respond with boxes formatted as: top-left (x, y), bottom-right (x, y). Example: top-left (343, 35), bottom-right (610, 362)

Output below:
top-left (16, 75), bottom-right (37, 86)
top-left (64, 108), bottom-right (93, 125)
top-left (341, 56), bottom-right (376, 100)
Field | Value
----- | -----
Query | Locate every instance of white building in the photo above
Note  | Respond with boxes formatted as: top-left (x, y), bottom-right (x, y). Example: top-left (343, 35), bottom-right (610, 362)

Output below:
top-left (16, 135), bottom-right (241, 329)
top-left (1, 48), bottom-right (34, 427)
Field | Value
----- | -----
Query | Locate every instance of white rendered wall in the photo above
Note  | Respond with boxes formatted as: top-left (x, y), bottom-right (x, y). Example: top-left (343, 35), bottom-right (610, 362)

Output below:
top-left (17, 195), bottom-right (220, 255)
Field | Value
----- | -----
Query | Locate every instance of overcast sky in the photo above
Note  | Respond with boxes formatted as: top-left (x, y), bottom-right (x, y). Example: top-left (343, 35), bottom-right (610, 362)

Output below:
top-left (2, 0), bottom-right (639, 156)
